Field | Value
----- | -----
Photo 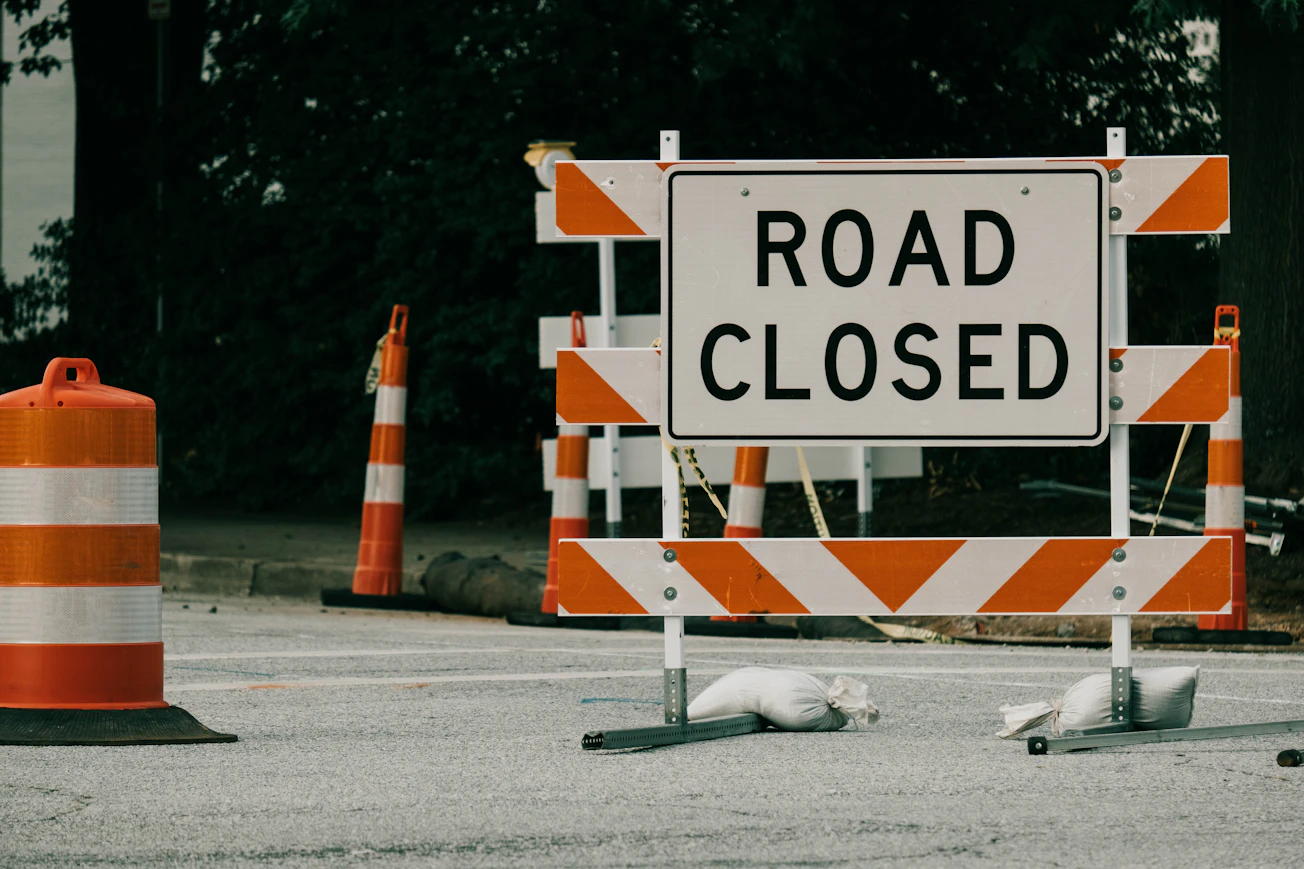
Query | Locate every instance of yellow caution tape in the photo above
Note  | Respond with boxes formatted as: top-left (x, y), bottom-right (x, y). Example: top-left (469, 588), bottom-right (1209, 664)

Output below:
top-left (1150, 422), bottom-right (1194, 537)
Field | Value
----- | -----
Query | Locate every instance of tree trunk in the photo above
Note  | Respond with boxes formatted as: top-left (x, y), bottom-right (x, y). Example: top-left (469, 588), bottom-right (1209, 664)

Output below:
top-left (67, 0), bottom-right (205, 387)
top-left (1219, 1), bottom-right (1304, 492)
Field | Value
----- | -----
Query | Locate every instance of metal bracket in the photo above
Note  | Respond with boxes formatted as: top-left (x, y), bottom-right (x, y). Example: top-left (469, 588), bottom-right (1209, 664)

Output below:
top-left (1112, 666), bottom-right (1132, 727)
top-left (664, 668), bottom-right (687, 726)
top-left (582, 713), bottom-right (766, 750)
top-left (1029, 719), bottom-right (1304, 754)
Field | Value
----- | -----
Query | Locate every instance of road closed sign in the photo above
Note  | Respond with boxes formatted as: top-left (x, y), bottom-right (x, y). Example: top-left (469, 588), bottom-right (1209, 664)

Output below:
top-left (662, 162), bottom-right (1109, 445)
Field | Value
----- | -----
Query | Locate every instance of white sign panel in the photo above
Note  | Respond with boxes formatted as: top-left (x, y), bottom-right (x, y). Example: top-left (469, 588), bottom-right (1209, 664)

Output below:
top-left (662, 162), bottom-right (1108, 445)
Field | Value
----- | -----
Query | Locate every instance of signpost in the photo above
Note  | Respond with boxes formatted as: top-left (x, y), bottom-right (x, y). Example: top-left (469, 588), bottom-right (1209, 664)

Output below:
top-left (661, 163), bottom-right (1109, 445)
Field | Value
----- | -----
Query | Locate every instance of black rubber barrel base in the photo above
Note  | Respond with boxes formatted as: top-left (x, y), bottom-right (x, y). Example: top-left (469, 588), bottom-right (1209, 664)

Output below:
top-left (0, 706), bottom-right (238, 746)
top-left (505, 611), bottom-right (622, 631)
top-left (320, 589), bottom-right (438, 611)
top-left (1152, 627), bottom-right (1294, 646)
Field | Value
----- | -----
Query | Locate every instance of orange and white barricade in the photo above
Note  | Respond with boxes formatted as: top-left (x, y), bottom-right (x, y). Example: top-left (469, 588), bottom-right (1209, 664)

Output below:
top-left (0, 358), bottom-right (234, 745)
top-left (543, 313), bottom-right (592, 614)
top-left (1200, 306), bottom-right (1246, 632)
top-left (353, 305), bottom-right (410, 597)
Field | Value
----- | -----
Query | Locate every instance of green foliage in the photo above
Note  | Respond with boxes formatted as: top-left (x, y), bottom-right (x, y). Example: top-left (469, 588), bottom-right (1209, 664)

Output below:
top-left (0, 0), bottom-right (1227, 512)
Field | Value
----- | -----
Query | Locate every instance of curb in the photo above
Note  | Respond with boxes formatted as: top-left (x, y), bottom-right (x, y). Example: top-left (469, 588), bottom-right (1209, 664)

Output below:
top-left (160, 553), bottom-right (424, 598)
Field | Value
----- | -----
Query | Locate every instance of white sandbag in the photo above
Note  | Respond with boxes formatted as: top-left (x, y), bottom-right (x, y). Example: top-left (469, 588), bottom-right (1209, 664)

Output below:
top-left (687, 667), bottom-right (879, 731)
top-left (997, 666), bottom-right (1199, 738)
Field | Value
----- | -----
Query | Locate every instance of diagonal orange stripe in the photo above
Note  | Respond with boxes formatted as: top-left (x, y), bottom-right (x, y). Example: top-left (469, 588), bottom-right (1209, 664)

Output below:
top-left (557, 542), bottom-right (648, 615)
top-left (556, 353), bottom-right (647, 424)
top-left (1136, 157), bottom-right (1229, 233)
top-left (1140, 538), bottom-right (1232, 613)
top-left (1109, 347), bottom-right (1126, 361)
top-left (1137, 348), bottom-right (1230, 423)
top-left (554, 163), bottom-right (646, 236)
top-left (979, 539), bottom-right (1122, 613)
top-left (667, 541), bottom-right (809, 615)
top-left (822, 540), bottom-right (963, 612)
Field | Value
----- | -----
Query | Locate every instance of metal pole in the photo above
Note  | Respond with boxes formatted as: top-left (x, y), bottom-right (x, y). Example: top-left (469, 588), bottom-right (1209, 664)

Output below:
top-left (1107, 126), bottom-right (1131, 726)
top-left (155, 15), bottom-right (166, 482)
top-left (856, 446), bottom-right (873, 537)
top-left (659, 129), bottom-right (686, 727)
top-left (598, 238), bottom-right (622, 538)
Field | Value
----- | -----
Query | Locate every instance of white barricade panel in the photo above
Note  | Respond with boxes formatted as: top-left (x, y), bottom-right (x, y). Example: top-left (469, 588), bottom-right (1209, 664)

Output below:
top-left (557, 536), bottom-right (1232, 617)
top-left (555, 156), bottom-right (1229, 239)
top-left (556, 346), bottom-right (1234, 428)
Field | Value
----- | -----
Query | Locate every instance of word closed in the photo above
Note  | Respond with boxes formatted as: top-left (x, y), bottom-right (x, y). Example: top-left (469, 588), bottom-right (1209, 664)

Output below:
top-left (663, 163), bottom-right (1108, 445)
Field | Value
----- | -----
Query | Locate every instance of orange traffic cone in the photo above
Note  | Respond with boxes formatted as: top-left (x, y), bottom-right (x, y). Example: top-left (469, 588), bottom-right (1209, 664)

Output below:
top-left (1200, 305), bottom-right (1246, 632)
top-left (0, 358), bottom-right (235, 745)
top-left (710, 447), bottom-right (769, 623)
top-left (353, 305), bottom-right (410, 597)
top-left (544, 312), bottom-right (591, 614)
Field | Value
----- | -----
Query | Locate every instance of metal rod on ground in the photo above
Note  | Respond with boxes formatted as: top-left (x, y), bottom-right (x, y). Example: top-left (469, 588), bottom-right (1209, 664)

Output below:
top-left (598, 237), bottom-right (622, 538)
top-left (1029, 719), bottom-right (1304, 754)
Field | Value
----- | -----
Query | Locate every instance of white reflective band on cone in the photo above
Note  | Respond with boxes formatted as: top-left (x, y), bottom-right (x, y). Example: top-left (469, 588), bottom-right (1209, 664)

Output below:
top-left (1205, 485), bottom-right (1246, 527)
top-left (558, 424), bottom-right (587, 438)
top-left (363, 463), bottom-right (405, 504)
top-left (0, 467), bottom-right (159, 525)
top-left (552, 477), bottom-right (588, 519)
top-left (373, 386), bottom-right (408, 425)
top-left (726, 484), bottom-right (766, 528)
top-left (0, 585), bottom-right (162, 644)
top-left (1211, 397), bottom-right (1242, 440)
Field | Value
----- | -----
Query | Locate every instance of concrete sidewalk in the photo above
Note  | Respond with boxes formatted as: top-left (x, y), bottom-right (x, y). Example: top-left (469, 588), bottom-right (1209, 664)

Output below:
top-left (160, 512), bottom-right (547, 598)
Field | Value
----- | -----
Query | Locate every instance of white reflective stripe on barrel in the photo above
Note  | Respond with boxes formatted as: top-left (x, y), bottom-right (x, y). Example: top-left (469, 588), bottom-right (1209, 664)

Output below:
top-left (0, 585), bottom-right (162, 644)
top-left (373, 386), bottom-right (408, 425)
top-left (363, 463), bottom-right (405, 504)
top-left (0, 467), bottom-right (158, 525)
top-left (552, 477), bottom-right (589, 519)
top-left (1205, 484), bottom-right (1245, 528)
top-left (726, 484), bottom-right (766, 529)
top-left (1210, 396), bottom-right (1242, 441)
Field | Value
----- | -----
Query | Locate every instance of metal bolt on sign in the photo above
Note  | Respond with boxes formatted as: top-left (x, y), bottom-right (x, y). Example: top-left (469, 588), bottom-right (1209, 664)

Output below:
top-left (1109, 206), bottom-right (1123, 220)
top-left (1020, 186), bottom-right (1030, 195)
top-left (1110, 396), bottom-right (1124, 410)
top-left (1113, 586), bottom-right (1127, 600)
top-left (663, 549), bottom-right (677, 563)
top-left (1110, 358), bottom-right (1124, 372)
top-left (741, 188), bottom-right (750, 197)
top-left (1109, 169), bottom-right (1123, 183)
top-left (663, 587), bottom-right (678, 601)
top-left (1112, 548), bottom-right (1127, 562)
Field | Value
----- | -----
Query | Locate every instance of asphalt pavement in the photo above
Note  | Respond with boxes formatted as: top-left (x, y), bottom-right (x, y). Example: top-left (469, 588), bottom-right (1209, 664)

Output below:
top-left (3, 596), bottom-right (1303, 868)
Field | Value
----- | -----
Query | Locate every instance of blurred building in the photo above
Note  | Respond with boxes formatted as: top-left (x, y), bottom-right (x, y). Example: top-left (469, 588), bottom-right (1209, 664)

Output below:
top-left (2, 1), bottom-right (74, 282)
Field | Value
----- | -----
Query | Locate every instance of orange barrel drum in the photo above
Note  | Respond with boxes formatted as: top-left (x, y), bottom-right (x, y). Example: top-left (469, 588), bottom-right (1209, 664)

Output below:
top-left (0, 358), bottom-right (233, 744)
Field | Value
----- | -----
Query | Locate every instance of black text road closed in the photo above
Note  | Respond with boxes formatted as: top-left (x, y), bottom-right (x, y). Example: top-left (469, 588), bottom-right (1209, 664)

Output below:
top-left (662, 164), bottom-right (1108, 445)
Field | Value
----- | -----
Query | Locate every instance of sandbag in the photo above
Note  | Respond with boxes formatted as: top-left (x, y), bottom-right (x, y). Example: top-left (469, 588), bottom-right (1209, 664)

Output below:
top-left (997, 666), bottom-right (1200, 738)
top-left (687, 667), bottom-right (879, 731)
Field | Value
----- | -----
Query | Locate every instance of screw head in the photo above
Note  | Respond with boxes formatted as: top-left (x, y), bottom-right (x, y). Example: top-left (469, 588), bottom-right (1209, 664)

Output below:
top-left (1109, 169), bottom-right (1122, 183)
top-left (1109, 206), bottom-right (1122, 221)
top-left (741, 188), bottom-right (750, 197)
top-left (603, 177), bottom-right (616, 188)
top-left (1109, 358), bottom-right (1123, 373)
top-left (1020, 186), bottom-right (1030, 195)
top-left (663, 586), bottom-right (678, 601)
top-left (1112, 585), bottom-right (1127, 600)
top-left (1109, 396), bottom-right (1124, 410)
top-left (663, 548), bottom-right (677, 563)
top-left (1112, 548), bottom-right (1127, 563)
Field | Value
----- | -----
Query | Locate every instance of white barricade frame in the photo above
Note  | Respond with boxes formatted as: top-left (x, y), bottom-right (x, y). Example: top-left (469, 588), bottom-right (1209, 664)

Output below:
top-left (552, 129), bottom-right (1303, 754)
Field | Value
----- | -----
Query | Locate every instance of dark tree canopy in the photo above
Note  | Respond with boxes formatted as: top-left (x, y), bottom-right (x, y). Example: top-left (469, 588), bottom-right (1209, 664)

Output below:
top-left (7, 0), bottom-right (1289, 516)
